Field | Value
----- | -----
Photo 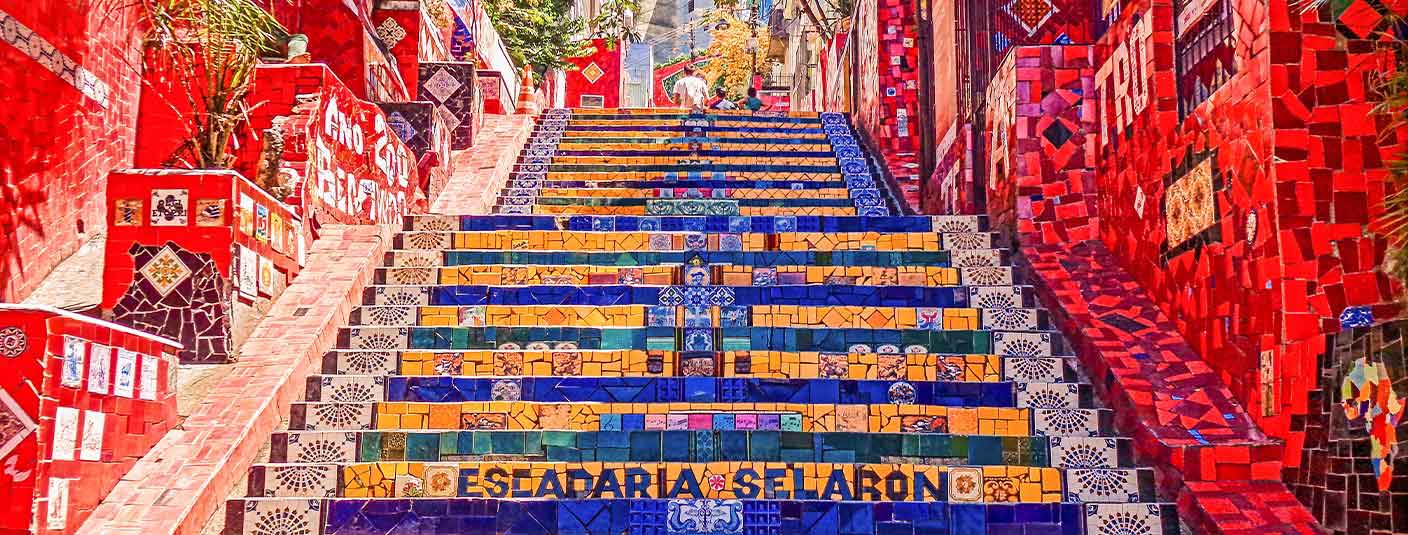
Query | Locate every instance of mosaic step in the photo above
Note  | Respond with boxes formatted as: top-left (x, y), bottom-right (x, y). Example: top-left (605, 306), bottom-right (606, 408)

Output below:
top-left (320, 350), bottom-right (1079, 383)
top-left (287, 401), bottom-right (1114, 437)
top-left (393, 230), bottom-right (1000, 253)
top-left (374, 264), bottom-right (1018, 287)
top-left (300, 374), bottom-right (1098, 408)
top-left (227, 498), bottom-right (1180, 535)
top-left (405, 215), bottom-right (988, 233)
top-left (244, 460), bottom-right (1159, 505)
top-left (362, 282), bottom-right (1031, 307)
top-left (227, 109), bottom-right (1174, 534)
top-left (266, 431), bottom-right (1137, 469)
top-left (383, 249), bottom-right (1010, 268)
top-left (337, 326), bottom-right (1063, 358)
top-left (348, 305), bottom-right (1050, 331)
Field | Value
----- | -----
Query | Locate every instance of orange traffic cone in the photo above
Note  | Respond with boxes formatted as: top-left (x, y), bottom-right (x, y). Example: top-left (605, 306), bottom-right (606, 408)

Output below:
top-left (515, 65), bottom-right (540, 115)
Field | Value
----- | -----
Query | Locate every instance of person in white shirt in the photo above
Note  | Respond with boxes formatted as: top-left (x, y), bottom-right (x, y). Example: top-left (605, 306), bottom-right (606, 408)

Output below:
top-left (672, 66), bottom-right (709, 112)
top-left (711, 88), bottom-right (738, 110)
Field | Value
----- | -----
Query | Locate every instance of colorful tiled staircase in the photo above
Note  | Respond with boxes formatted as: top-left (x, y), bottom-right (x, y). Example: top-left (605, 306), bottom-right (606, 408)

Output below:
top-left (224, 109), bottom-right (1181, 534)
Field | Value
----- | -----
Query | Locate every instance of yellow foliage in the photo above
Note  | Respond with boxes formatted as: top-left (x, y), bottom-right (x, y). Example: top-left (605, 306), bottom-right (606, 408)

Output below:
top-left (700, 14), bottom-right (775, 100)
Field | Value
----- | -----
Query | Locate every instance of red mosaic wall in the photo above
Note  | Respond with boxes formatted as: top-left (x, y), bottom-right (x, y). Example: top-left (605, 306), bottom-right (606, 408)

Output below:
top-left (984, 46), bottom-right (1099, 244)
top-left (0, 306), bottom-right (179, 535)
top-left (851, 0), bottom-right (922, 211)
top-left (564, 39), bottom-right (623, 109)
top-left (1064, 0), bottom-right (1402, 529)
top-left (102, 170), bottom-right (306, 363)
top-left (371, 2), bottom-right (453, 93)
top-left (0, 3), bottom-right (143, 302)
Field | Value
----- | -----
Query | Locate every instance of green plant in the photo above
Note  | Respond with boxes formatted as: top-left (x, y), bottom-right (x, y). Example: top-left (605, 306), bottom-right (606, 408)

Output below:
top-left (138, 0), bottom-right (287, 169)
top-left (592, 0), bottom-right (643, 48)
top-left (483, 0), bottom-right (596, 76)
top-left (1376, 49), bottom-right (1408, 282)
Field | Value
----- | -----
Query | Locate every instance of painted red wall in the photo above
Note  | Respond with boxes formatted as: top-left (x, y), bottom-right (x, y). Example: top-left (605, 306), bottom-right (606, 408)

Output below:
top-left (259, 0), bottom-right (410, 101)
top-left (564, 39), bottom-right (623, 108)
top-left (0, 2), bottom-right (144, 302)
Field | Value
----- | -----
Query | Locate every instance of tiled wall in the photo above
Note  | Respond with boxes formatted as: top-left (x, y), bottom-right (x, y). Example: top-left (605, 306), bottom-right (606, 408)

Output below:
top-left (852, 0), bottom-right (922, 211)
top-left (1287, 320), bottom-right (1408, 534)
top-left (984, 46), bottom-right (1098, 245)
top-left (102, 170), bottom-right (306, 363)
top-left (0, 306), bottom-right (180, 534)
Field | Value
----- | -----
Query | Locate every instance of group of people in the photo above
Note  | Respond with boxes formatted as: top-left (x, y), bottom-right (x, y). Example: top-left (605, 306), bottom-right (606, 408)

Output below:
top-left (670, 66), bottom-right (767, 112)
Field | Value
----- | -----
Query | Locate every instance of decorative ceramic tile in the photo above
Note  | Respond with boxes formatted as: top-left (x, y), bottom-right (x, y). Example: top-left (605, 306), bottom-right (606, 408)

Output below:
top-left (51, 406), bottom-right (78, 461)
top-left (1049, 437), bottom-right (1120, 468)
top-left (267, 464), bottom-right (337, 497)
top-left (983, 308), bottom-right (1039, 330)
top-left (79, 410), bottom-right (103, 461)
top-left (139, 354), bottom-right (159, 400)
top-left (236, 245), bottom-right (258, 299)
top-left (952, 249), bottom-right (1003, 267)
top-left (394, 473), bottom-right (425, 497)
top-left (257, 255), bottom-right (276, 296)
top-left (114, 349), bottom-right (137, 398)
top-left (114, 199), bottom-right (142, 226)
top-left (948, 466), bottom-right (984, 502)
top-left (375, 16), bottom-right (407, 46)
top-left (238, 498), bottom-right (322, 535)
top-left (348, 327), bottom-right (408, 351)
top-left (993, 331), bottom-right (1053, 357)
top-left (334, 351), bottom-right (396, 375)
top-left (942, 232), bottom-right (993, 250)
top-left (970, 286), bottom-right (1023, 308)
top-left (1034, 408), bottom-right (1102, 437)
top-left (195, 199), bottom-right (226, 226)
top-left (667, 499), bottom-right (743, 534)
top-left (424, 465), bottom-right (458, 497)
top-left (317, 375), bottom-right (384, 403)
top-left (1018, 382), bottom-right (1080, 409)
top-left (1004, 357), bottom-right (1066, 382)
top-left (961, 266), bottom-right (1014, 286)
top-left (1067, 468), bottom-right (1143, 502)
top-left (83, 344), bottom-right (109, 395)
top-left (373, 287), bottom-right (430, 306)
top-left (283, 431), bottom-right (358, 463)
top-left (0, 326), bottom-right (23, 358)
top-left (149, 189), bottom-right (188, 226)
top-left (362, 306), bottom-right (413, 326)
top-left (139, 245), bottom-right (194, 297)
top-left (60, 336), bottom-right (85, 388)
top-left (304, 403), bottom-right (374, 430)
top-left (1084, 503), bottom-right (1167, 535)
top-left (46, 478), bottom-right (68, 530)
top-left (0, 388), bottom-right (37, 461)
top-left (255, 204), bottom-right (270, 242)
top-left (0, 9), bottom-right (111, 107)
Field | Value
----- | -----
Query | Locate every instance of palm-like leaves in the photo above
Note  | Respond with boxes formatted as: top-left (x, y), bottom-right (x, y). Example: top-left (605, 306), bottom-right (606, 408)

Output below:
top-left (140, 0), bottom-right (287, 169)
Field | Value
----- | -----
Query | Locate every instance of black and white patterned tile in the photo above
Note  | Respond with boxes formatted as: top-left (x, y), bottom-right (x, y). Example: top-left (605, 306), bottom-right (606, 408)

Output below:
top-left (1033, 408), bottom-right (1106, 437)
top-left (1049, 437), bottom-right (1122, 468)
top-left (993, 331), bottom-right (1053, 357)
top-left (274, 431), bottom-right (360, 464)
top-left (1017, 382), bottom-right (1081, 409)
top-left (327, 351), bottom-right (398, 375)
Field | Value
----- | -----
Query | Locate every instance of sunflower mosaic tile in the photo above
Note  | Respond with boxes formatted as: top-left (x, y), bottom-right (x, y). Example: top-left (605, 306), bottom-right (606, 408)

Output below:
top-left (228, 109), bottom-right (1175, 534)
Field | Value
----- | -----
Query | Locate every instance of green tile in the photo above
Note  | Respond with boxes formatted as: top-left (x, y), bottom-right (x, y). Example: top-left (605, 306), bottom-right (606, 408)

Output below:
top-left (359, 432), bottom-right (381, 463)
